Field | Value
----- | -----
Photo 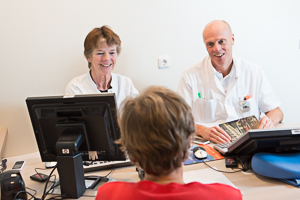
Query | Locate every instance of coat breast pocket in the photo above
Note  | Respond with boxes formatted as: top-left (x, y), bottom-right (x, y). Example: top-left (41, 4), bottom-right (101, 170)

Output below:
top-left (193, 98), bottom-right (221, 123)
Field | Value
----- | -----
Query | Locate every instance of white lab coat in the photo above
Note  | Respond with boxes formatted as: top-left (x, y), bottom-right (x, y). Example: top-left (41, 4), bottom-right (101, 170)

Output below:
top-left (65, 72), bottom-right (139, 109)
top-left (177, 56), bottom-right (281, 127)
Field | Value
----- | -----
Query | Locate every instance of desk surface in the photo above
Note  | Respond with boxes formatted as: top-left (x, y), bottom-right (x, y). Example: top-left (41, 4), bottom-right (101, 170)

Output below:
top-left (3, 124), bottom-right (300, 200)
top-left (5, 151), bottom-right (300, 200)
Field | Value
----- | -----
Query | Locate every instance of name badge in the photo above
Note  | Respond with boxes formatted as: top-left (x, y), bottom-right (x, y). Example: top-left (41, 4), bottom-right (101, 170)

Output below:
top-left (240, 100), bottom-right (250, 112)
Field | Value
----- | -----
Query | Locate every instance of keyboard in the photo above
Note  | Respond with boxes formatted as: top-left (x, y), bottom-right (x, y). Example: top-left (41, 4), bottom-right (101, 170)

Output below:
top-left (213, 142), bottom-right (232, 155)
top-left (83, 159), bottom-right (133, 173)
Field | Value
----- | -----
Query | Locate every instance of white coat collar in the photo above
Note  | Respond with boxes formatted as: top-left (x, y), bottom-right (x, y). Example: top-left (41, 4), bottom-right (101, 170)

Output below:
top-left (87, 71), bottom-right (116, 92)
top-left (206, 55), bottom-right (239, 95)
top-left (108, 73), bottom-right (117, 92)
top-left (209, 56), bottom-right (238, 80)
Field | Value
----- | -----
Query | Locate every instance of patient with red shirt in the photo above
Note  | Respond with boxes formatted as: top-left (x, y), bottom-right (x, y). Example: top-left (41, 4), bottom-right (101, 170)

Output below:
top-left (95, 86), bottom-right (242, 200)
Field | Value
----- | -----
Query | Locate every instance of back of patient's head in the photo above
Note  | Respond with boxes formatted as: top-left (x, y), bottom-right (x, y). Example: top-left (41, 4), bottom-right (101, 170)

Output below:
top-left (118, 86), bottom-right (195, 176)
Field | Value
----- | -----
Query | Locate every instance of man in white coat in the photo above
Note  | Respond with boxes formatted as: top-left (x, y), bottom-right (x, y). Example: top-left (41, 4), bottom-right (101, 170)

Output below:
top-left (177, 20), bottom-right (283, 144)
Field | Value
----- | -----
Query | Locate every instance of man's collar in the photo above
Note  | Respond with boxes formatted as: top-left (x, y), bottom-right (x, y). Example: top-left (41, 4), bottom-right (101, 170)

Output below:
top-left (208, 56), bottom-right (239, 79)
top-left (211, 62), bottom-right (236, 79)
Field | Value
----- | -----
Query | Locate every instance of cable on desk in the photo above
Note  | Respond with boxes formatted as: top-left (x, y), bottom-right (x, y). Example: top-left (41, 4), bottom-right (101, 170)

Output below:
top-left (33, 166), bottom-right (59, 196)
top-left (238, 156), bottom-right (254, 171)
top-left (41, 164), bottom-right (61, 200)
top-left (85, 167), bottom-right (116, 180)
top-left (236, 156), bottom-right (246, 171)
top-left (45, 175), bottom-right (58, 194)
top-left (12, 168), bottom-right (56, 200)
top-left (83, 160), bottom-right (94, 166)
top-left (82, 194), bottom-right (99, 197)
top-left (104, 167), bottom-right (115, 177)
top-left (26, 187), bottom-right (37, 200)
top-left (12, 185), bottom-right (39, 200)
top-left (84, 167), bottom-right (116, 190)
top-left (201, 159), bottom-right (243, 173)
top-left (13, 190), bottom-right (36, 200)
top-left (34, 167), bottom-right (56, 183)
top-left (44, 194), bottom-right (65, 200)
top-left (0, 158), bottom-right (7, 173)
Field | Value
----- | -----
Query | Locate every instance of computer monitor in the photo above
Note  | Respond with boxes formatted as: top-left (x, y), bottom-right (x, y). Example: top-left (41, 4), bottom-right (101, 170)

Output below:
top-left (26, 93), bottom-right (125, 198)
top-left (226, 128), bottom-right (300, 169)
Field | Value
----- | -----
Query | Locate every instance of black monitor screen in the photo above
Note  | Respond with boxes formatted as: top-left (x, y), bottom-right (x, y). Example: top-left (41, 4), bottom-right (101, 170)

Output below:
top-left (227, 128), bottom-right (300, 158)
top-left (26, 93), bottom-right (126, 163)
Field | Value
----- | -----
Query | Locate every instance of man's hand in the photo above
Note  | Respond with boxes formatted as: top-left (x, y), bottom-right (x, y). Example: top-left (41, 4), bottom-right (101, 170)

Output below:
top-left (195, 124), bottom-right (231, 144)
top-left (258, 107), bottom-right (283, 129)
top-left (258, 116), bottom-right (275, 129)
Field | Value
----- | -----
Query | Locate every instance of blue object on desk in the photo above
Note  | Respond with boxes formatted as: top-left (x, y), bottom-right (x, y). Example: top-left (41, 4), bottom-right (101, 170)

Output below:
top-left (279, 179), bottom-right (300, 187)
top-left (251, 152), bottom-right (300, 187)
top-left (184, 145), bottom-right (214, 165)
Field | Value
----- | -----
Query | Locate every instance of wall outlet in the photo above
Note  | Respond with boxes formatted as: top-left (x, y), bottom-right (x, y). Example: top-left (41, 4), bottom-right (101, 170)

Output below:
top-left (158, 56), bottom-right (170, 69)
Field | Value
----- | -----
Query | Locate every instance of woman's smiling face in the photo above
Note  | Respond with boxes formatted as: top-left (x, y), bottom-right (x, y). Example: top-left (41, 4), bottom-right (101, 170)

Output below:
top-left (87, 42), bottom-right (118, 75)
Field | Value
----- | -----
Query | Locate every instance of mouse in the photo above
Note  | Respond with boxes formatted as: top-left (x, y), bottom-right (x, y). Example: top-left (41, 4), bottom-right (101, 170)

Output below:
top-left (193, 146), bottom-right (208, 159)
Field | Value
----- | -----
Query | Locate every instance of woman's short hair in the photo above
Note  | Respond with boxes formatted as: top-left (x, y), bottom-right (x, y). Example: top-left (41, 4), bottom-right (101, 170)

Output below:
top-left (84, 25), bottom-right (121, 69)
top-left (118, 86), bottom-right (195, 176)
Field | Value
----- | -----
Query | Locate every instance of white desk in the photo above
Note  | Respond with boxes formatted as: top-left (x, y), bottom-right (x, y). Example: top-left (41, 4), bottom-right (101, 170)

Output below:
top-left (3, 124), bottom-right (300, 200)
top-left (5, 150), bottom-right (300, 200)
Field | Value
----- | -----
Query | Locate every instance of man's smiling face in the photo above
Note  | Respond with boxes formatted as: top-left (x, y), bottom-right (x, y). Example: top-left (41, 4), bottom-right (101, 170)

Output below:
top-left (203, 21), bottom-right (234, 73)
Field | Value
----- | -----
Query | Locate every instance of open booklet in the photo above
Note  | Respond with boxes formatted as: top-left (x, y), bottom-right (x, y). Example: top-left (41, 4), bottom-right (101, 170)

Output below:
top-left (219, 115), bottom-right (260, 142)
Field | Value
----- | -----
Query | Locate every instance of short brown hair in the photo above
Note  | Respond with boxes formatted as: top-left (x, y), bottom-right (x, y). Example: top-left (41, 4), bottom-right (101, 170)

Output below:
top-left (118, 86), bottom-right (195, 176)
top-left (84, 26), bottom-right (121, 69)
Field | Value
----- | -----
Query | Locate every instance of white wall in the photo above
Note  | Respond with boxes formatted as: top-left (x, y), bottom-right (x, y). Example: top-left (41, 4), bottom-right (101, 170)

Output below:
top-left (1, 0), bottom-right (300, 157)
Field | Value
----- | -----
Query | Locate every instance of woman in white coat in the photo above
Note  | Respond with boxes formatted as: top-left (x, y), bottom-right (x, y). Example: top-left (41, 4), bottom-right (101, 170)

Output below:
top-left (65, 26), bottom-right (139, 108)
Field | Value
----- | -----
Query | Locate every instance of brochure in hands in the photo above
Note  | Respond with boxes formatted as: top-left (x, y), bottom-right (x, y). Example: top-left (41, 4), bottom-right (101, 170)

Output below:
top-left (219, 115), bottom-right (260, 142)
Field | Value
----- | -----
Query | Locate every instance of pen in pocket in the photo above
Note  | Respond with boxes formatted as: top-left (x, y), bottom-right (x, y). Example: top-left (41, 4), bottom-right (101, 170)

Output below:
top-left (198, 92), bottom-right (201, 98)
top-left (198, 92), bottom-right (207, 100)
top-left (244, 95), bottom-right (253, 100)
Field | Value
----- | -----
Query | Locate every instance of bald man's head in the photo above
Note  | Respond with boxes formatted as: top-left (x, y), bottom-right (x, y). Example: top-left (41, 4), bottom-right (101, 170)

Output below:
top-left (203, 20), bottom-right (232, 40)
top-left (202, 20), bottom-right (234, 76)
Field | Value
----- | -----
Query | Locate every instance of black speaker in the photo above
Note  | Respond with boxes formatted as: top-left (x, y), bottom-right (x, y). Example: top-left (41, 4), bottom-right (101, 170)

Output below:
top-left (0, 170), bottom-right (27, 200)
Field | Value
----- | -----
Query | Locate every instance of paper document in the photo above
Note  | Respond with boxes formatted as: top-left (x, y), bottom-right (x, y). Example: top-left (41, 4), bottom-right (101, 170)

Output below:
top-left (183, 167), bottom-right (238, 189)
